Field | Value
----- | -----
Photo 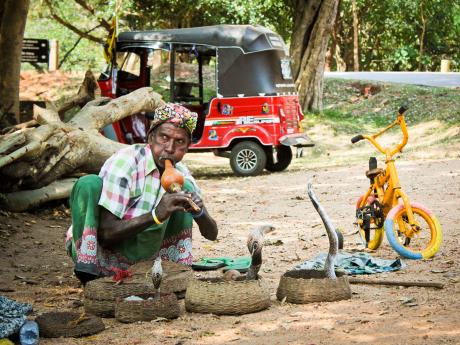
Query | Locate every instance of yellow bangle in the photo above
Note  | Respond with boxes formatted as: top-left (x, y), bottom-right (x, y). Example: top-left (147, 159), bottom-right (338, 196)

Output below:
top-left (152, 210), bottom-right (163, 225)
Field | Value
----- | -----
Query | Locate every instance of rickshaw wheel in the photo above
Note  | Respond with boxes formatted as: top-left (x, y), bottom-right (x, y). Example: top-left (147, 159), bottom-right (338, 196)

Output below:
top-left (265, 145), bottom-right (292, 172)
top-left (230, 141), bottom-right (266, 176)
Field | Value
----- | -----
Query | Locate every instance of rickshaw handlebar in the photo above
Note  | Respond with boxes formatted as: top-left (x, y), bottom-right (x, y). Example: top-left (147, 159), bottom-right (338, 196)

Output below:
top-left (350, 106), bottom-right (409, 156)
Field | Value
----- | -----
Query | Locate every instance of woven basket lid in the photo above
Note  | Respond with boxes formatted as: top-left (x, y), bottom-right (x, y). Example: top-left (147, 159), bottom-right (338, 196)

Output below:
top-left (35, 311), bottom-right (105, 338)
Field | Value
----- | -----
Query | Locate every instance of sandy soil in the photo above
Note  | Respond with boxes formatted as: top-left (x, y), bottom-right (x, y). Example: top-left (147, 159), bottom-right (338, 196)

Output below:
top-left (1, 152), bottom-right (459, 345)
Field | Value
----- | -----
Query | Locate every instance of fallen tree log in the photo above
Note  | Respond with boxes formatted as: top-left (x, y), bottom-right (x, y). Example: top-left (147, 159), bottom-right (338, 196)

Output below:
top-left (0, 178), bottom-right (78, 212)
top-left (0, 86), bottom-right (164, 210)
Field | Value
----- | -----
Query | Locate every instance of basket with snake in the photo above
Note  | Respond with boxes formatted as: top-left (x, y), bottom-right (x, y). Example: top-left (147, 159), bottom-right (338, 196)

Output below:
top-left (84, 260), bottom-right (192, 317)
top-left (185, 225), bottom-right (274, 315)
top-left (276, 182), bottom-right (352, 304)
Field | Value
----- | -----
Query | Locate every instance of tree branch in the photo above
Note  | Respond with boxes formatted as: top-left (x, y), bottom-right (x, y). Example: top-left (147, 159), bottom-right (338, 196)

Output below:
top-left (0, 131), bottom-right (26, 155)
top-left (74, 0), bottom-right (111, 30)
top-left (0, 141), bottom-right (42, 169)
top-left (33, 104), bottom-right (62, 125)
top-left (1, 120), bottom-right (37, 135)
top-left (56, 70), bottom-right (100, 118)
top-left (45, 0), bottom-right (104, 44)
top-left (58, 25), bottom-right (101, 69)
top-left (69, 87), bottom-right (164, 131)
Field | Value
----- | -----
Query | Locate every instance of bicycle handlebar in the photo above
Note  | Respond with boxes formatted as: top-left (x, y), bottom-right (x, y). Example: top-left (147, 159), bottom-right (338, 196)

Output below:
top-left (350, 106), bottom-right (409, 156)
top-left (398, 105), bottom-right (408, 115)
top-left (351, 134), bottom-right (364, 144)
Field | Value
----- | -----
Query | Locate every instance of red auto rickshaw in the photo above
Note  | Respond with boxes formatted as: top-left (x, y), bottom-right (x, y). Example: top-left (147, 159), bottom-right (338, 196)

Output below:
top-left (98, 24), bottom-right (313, 176)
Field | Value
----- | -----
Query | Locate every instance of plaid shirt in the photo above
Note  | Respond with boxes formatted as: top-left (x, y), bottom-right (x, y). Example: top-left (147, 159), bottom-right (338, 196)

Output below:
top-left (98, 144), bottom-right (200, 219)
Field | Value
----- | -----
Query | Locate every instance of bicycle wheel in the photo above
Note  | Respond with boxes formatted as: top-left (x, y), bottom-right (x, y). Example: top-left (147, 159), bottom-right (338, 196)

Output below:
top-left (384, 202), bottom-right (442, 260)
top-left (356, 195), bottom-right (385, 250)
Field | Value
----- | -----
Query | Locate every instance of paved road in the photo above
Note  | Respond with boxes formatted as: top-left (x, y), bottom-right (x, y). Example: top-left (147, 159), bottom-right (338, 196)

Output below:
top-left (324, 71), bottom-right (460, 87)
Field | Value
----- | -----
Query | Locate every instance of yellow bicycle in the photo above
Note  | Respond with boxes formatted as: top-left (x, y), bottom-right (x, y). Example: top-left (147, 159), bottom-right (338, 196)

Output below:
top-left (352, 106), bottom-right (442, 259)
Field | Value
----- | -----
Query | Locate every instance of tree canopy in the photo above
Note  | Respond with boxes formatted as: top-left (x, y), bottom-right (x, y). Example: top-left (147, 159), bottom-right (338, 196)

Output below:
top-left (24, 0), bottom-right (460, 72)
top-left (335, 0), bottom-right (460, 71)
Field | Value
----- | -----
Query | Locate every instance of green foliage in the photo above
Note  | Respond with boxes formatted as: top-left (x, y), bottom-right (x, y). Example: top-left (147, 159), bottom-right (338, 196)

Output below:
top-left (25, 0), bottom-right (294, 71)
top-left (25, 0), bottom-right (459, 73)
top-left (24, 0), bottom-right (110, 71)
top-left (125, 0), bottom-right (293, 41)
top-left (336, 0), bottom-right (460, 71)
top-left (24, 17), bottom-right (105, 71)
top-left (392, 47), bottom-right (419, 70)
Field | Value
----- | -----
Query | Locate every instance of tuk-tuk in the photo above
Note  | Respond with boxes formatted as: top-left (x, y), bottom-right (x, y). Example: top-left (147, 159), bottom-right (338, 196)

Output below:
top-left (98, 24), bottom-right (313, 176)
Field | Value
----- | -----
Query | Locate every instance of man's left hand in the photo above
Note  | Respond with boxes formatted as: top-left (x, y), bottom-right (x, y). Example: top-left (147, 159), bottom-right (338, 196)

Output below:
top-left (186, 192), bottom-right (203, 215)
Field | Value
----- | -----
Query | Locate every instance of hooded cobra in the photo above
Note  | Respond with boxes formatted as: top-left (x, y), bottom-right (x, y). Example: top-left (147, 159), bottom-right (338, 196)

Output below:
top-left (151, 256), bottom-right (163, 299)
top-left (307, 182), bottom-right (338, 279)
top-left (246, 224), bottom-right (275, 280)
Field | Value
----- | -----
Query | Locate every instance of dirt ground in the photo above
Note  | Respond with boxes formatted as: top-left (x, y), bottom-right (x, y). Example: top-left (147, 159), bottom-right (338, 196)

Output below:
top-left (1, 150), bottom-right (459, 345)
top-left (7, 69), bottom-right (458, 344)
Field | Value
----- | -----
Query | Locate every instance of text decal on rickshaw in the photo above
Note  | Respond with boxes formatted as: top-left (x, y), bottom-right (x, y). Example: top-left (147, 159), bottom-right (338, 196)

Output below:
top-left (275, 83), bottom-right (296, 88)
top-left (205, 117), bottom-right (280, 126)
top-left (237, 116), bottom-right (280, 125)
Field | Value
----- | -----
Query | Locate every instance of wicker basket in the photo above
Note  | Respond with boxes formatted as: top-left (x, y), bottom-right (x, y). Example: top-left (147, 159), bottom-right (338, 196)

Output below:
top-left (84, 278), bottom-right (155, 317)
top-left (84, 261), bottom-right (192, 317)
top-left (276, 269), bottom-right (351, 304)
top-left (115, 293), bottom-right (180, 323)
top-left (35, 311), bottom-right (105, 338)
top-left (185, 276), bottom-right (270, 315)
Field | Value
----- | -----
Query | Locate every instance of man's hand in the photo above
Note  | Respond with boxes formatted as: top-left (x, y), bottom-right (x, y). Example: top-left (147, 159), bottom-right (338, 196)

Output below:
top-left (186, 192), bottom-right (204, 215)
top-left (156, 191), bottom-right (218, 241)
top-left (155, 192), bottom-right (196, 222)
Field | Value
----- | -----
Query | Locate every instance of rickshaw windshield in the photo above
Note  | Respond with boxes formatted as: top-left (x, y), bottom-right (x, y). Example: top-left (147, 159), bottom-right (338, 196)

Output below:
top-left (116, 51), bottom-right (141, 80)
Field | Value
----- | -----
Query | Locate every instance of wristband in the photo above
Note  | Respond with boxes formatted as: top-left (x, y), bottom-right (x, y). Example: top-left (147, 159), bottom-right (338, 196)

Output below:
top-left (152, 209), bottom-right (163, 225)
top-left (192, 208), bottom-right (205, 219)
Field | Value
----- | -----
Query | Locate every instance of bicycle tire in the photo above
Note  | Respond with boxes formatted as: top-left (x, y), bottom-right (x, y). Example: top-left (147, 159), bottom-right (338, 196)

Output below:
top-left (384, 202), bottom-right (442, 260)
top-left (356, 196), bottom-right (384, 250)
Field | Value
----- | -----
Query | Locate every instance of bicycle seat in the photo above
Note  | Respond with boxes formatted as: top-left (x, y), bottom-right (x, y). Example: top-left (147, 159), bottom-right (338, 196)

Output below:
top-left (366, 168), bottom-right (384, 179)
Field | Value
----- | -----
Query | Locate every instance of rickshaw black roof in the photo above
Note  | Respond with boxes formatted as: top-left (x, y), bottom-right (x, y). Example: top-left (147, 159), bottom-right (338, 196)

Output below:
top-left (117, 25), bottom-right (287, 53)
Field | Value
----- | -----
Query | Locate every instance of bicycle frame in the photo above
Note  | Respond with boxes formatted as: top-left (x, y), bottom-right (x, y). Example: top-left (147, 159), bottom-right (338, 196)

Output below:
top-left (358, 110), bottom-right (421, 237)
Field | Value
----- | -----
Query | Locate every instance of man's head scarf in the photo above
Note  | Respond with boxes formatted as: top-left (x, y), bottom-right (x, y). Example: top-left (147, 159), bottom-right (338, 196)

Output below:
top-left (148, 103), bottom-right (197, 137)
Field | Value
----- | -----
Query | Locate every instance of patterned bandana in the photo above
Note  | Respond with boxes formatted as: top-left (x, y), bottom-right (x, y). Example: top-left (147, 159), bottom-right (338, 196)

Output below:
top-left (148, 103), bottom-right (197, 136)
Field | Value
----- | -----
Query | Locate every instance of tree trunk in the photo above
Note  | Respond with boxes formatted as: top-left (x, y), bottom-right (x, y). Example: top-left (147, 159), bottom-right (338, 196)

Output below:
top-left (0, 87), bottom-right (164, 206)
top-left (329, 0), bottom-right (347, 72)
top-left (418, 0), bottom-right (426, 71)
top-left (291, 0), bottom-right (340, 111)
top-left (0, 0), bottom-right (30, 127)
top-left (352, 0), bottom-right (360, 71)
